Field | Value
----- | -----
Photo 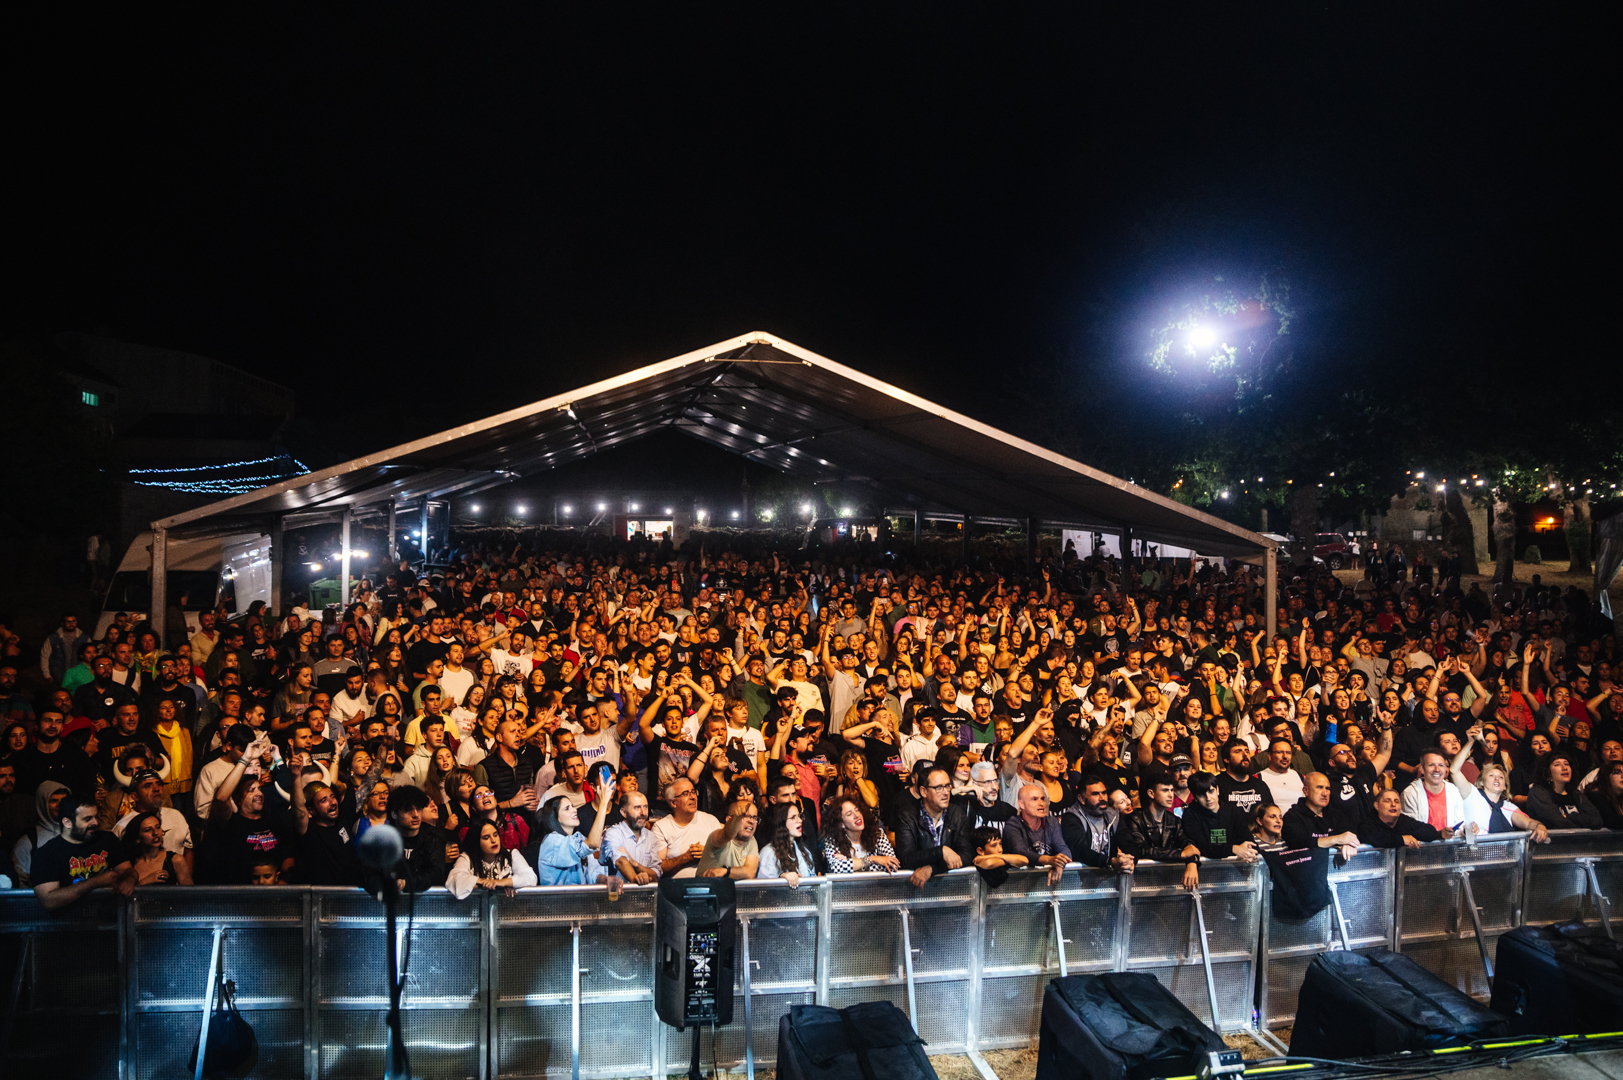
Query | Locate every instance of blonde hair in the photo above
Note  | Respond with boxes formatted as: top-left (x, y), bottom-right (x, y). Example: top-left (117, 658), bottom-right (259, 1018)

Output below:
top-left (1476, 762), bottom-right (1509, 791)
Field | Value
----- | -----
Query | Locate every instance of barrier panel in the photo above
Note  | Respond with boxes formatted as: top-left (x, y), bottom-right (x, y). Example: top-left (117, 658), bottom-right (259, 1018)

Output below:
top-left (1259, 846), bottom-right (1395, 1031)
top-left (2, 832), bottom-right (1619, 1079)
top-left (1394, 833), bottom-right (1527, 1001)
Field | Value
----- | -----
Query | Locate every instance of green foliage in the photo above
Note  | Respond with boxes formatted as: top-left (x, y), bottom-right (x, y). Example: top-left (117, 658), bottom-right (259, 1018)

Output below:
top-left (1567, 518), bottom-right (1592, 566)
top-left (1523, 544), bottom-right (1543, 565)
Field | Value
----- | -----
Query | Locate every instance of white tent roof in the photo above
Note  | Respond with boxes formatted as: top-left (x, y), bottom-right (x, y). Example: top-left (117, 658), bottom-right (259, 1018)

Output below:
top-left (154, 331), bottom-right (1274, 558)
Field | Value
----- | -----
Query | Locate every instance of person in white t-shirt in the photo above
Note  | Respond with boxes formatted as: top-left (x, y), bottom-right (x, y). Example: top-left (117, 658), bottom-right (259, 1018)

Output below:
top-left (331, 671), bottom-right (373, 735)
top-left (651, 778), bottom-right (723, 879)
top-left (438, 642), bottom-right (476, 708)
top-left (722, 699), bottom-right (767, 771)
top-left (1258, 739), bottom-right (1305, 810)
top-left (575, 699), bottom-right (635, 773)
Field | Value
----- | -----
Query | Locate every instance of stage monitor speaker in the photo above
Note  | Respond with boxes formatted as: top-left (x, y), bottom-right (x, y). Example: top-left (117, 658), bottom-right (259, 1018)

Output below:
top-left (655, 876), bottom-right (737, 1030)
top-left (1490, 922), bottom-right (1623, 1035)
top-left (1290, 950), bottom-right (1507, 1059)
top-left (1034, 973), bottom-right (1229, 1080)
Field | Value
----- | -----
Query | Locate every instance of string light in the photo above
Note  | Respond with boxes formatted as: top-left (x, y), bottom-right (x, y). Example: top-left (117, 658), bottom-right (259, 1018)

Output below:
top-left (127, 453), bottom-right (308, 495)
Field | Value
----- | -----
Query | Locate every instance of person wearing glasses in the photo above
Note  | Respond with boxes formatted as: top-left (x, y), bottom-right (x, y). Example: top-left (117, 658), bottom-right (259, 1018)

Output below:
top-left (894, 766), bottom-right (972, 887)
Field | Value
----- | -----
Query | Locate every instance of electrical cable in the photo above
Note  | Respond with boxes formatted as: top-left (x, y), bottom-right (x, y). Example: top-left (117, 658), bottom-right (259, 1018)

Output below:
top-left (1201, 1033), bottom-right (1623, 1080)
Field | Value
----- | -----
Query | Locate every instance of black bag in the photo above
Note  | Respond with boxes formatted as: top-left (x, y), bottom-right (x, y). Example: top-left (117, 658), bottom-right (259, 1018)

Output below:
top-left (1490, 922), bottom-right (1623, 1036)
top-left (776, 1000), bottom-right (936, 1080)
top-left (1036, 972), bottom-right (1226, 1080)
top-left (1264, 845), bottom-right (1332, 921)
top-left (187, 979), bottom-right (257, 1078)
top-left (1290, 950), bottom-right (1507, 1058)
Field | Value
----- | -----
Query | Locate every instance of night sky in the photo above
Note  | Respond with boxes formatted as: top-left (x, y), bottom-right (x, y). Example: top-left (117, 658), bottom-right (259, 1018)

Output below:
top-left (5, 7), bottom-right (1605, 469)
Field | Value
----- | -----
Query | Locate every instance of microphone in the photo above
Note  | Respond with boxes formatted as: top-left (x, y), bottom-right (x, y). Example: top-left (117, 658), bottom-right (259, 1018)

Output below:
top-left (357, 823), bottom-right (404, 872)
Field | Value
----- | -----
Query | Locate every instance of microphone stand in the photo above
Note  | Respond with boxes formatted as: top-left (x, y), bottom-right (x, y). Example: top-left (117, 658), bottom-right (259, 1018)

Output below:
top-left (381, 874), bottom-right (410, 1080)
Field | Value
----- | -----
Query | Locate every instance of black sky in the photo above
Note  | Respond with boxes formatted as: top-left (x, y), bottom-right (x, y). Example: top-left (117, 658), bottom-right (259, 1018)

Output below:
top-left (5, 6), bottom-right (1606, 467)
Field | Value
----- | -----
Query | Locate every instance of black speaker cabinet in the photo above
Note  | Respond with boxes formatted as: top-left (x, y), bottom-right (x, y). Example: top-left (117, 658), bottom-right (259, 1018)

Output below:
top-left (655, 876), bottom-right (737, 1029)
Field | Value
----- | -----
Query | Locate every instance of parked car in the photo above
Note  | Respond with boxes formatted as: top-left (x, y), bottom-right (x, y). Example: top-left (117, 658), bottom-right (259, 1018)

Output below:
top-left (1312, 532), bottom-right (1352, 570)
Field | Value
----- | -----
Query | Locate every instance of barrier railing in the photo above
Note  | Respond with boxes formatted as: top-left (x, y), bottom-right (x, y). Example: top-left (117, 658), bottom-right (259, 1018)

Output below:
top-left (2, 830), bottom-right (1618, 1079)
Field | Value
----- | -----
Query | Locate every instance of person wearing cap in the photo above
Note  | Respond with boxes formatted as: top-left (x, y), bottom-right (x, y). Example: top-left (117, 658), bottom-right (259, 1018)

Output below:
top-left (113, 769), bottom-right (193, 875)
top-left (1524, 750), bottom-right (1603, 830)
top-left (1168, 753), bottom-right (1196, 808)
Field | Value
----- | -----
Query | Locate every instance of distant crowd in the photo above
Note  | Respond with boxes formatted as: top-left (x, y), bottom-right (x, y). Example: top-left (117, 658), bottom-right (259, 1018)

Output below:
top-left (3, 530), bottom-right (1619, 912)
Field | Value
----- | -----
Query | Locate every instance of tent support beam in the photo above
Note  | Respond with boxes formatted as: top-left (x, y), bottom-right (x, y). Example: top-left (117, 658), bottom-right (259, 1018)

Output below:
top-left (152, 527), bottom-right (169, 648)
top-left (1264, 545), bottom-right (1278, 642)
top-left (341, 508), bottom-right (353, 608)
top-left (388, 499), bottom-right (398, 563)
top-left (270, 517), bottom-right (284, 617)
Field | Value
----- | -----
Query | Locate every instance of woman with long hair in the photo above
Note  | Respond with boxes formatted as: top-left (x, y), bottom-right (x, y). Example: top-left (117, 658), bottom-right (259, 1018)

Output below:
top-left (424, 744), bottom-right (458, 812)
top-left (1, 722), bottom-right (29, 767)
top-left (459, 784), bottom-right (529, 853)
top-left (1525, 750), bottom-right (1604, 829)
top-left (819, 795), bottom-right (899, 874)
top-left (442, 766), bottom-right (480, 836)
top-left (450, 684), bottom-right (485, 740)
top-left (125, 811), bottom-right (192, 885)
top-left (756, 802), bottom-right (820, 887)
top-left (532, 787), bottom-right (614, 886)
top-left (447, 820), bottom-right (537, 898)
top-left (1511, 732), bottom-right (1554, 806)
top-left (825, 749), bottom-right (880, 815)
top-left (1588, 760), bottom-right (1623, 830)
top-left (1198, 738), bottom-right (1222, 775)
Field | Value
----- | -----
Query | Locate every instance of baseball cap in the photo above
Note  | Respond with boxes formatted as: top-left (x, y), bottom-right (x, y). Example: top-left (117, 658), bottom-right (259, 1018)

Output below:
top-left (132, 769), bottom-right (163, 788)
top-left (1170, 753), bottom-right (1194, 768)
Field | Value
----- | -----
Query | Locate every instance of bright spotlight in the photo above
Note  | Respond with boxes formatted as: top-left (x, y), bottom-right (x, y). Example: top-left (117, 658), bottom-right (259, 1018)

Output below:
top-left (697, 509), bottom-right (707, 521)
top-left (353, 550), bottom-right (368, 558)
top-left (562, 505), bottom-right (572, 515)
top-left (1219, 491), bottom-right (1229, 500)
top-left (309, 562), bottom-right (322, 571)
top-left (516, 505), bottom-right (527, 515)
top-left (730, 511), bottom-right (740, 520)
top-left (839, 506), bottom-right (853, 516)
top-left (664, 507), bottom-right (673, 514)
top-left (1188, 326), bottom-right (1216, 349)
top-left (801, 503), bottom-right (812, 515)
top-left (630, 502), bottom-right (639, 511)
top-left (471, 504), bottom-right (481, 513)
top-left (762, 509), bottom-right (774, 521)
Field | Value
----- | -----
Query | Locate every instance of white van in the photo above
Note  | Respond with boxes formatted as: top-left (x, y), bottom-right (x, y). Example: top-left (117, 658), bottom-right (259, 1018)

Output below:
top-left (96, 530), bottom-right (275, 641)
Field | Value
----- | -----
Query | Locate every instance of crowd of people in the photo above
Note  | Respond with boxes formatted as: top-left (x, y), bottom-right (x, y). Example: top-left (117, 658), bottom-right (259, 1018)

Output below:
top-left (2, 530), bottom-right (1620, 913)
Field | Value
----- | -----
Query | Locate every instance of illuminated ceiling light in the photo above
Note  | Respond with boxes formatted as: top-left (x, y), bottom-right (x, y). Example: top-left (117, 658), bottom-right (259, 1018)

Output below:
top-left (562, 505), bottom-right (573, 514)
top-left (515, 505), bottom-right (527, 515)
top-left (730, 511), bottom-right (740, 519)
top-left (664, 507), bottom-right (673, 514)
top-left (470, 504), bottom-right (481, 513)
top-left (630, 502), bottom-right (640, 511)
top-left (596, 502), bottom-right (606, 511)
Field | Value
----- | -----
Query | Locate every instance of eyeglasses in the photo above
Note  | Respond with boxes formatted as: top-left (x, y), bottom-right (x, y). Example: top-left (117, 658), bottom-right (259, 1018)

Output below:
top-left (924, 783), bottom-right (952, 791)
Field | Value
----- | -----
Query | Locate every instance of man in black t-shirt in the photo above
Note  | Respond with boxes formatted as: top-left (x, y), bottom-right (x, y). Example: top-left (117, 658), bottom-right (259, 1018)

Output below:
top-left (32, 793), bottom-right (133, 910)
top-left (207, 773), bottom-right (295, 884)
top-left (1215, 739), bottom-right (1273, 818)
top-left (1323, 741), bottom-right (1385, 827)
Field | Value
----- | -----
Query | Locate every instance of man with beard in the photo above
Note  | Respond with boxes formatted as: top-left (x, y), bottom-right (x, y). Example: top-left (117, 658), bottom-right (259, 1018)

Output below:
top-left (292, 769), bottom-right (363, 886)
top-left (1323, 731), bottom-right (1389, 828)
top-left (961, 761), bottom-right (1017, 833)
top-left (13, 708), bottom-right (95, 798)
top-left (33, 793), bottom-right (134, 911)
top-left (1060, 776), bottom-right (1135, 872)
top-left (207, 745), bottom-right (296, 883)
top-left (602, 790), bottom-right (661, 884)
top-left (72, 654), bottom-right (137, 729)
top-left (1215, 739), bottom-right (1272, 818)
top-left (142, 654), bottom-right (199, 734)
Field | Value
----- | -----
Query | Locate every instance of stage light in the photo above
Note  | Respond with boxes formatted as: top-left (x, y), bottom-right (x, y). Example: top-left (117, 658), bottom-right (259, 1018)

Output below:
top-left (597, 502), bottom-right (606, 511)
top-left (761, 509), bottom-right (774, 521)
top-left (664, 507), bottom-right (673, 514)
top-left (1220, 491), bottom-right (1229, 500)
top-left (630, 502), bottom-right (639, 511)
top-left (309, 562), bottom-right (322, 571)
top-left (801, 503), bottom-right (812, 515)
top-left (1188, 326), bottom-right (1216, 349)
top-left (562, 505), bottom-right (572, 515)
top-left (840, 506), bottom-right (853, 515)
top-left (697, 509), bottom-right (707, 522)
top-left (516, 505), bottom-right (526, 515)
top-left (731, 511), bottom-right (740, 520)
top-left (471, 504), bottom-right (481, 513)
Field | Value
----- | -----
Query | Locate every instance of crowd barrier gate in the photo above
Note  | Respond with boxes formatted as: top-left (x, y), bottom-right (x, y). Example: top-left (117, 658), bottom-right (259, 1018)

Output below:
top-left (1, 830), bottom-right (1617, 1079)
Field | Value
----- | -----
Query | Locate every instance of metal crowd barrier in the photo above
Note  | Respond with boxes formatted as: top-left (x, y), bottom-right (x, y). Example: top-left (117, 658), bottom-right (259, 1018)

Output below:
top-left (2, 830), bottom-right (1618, 1079)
